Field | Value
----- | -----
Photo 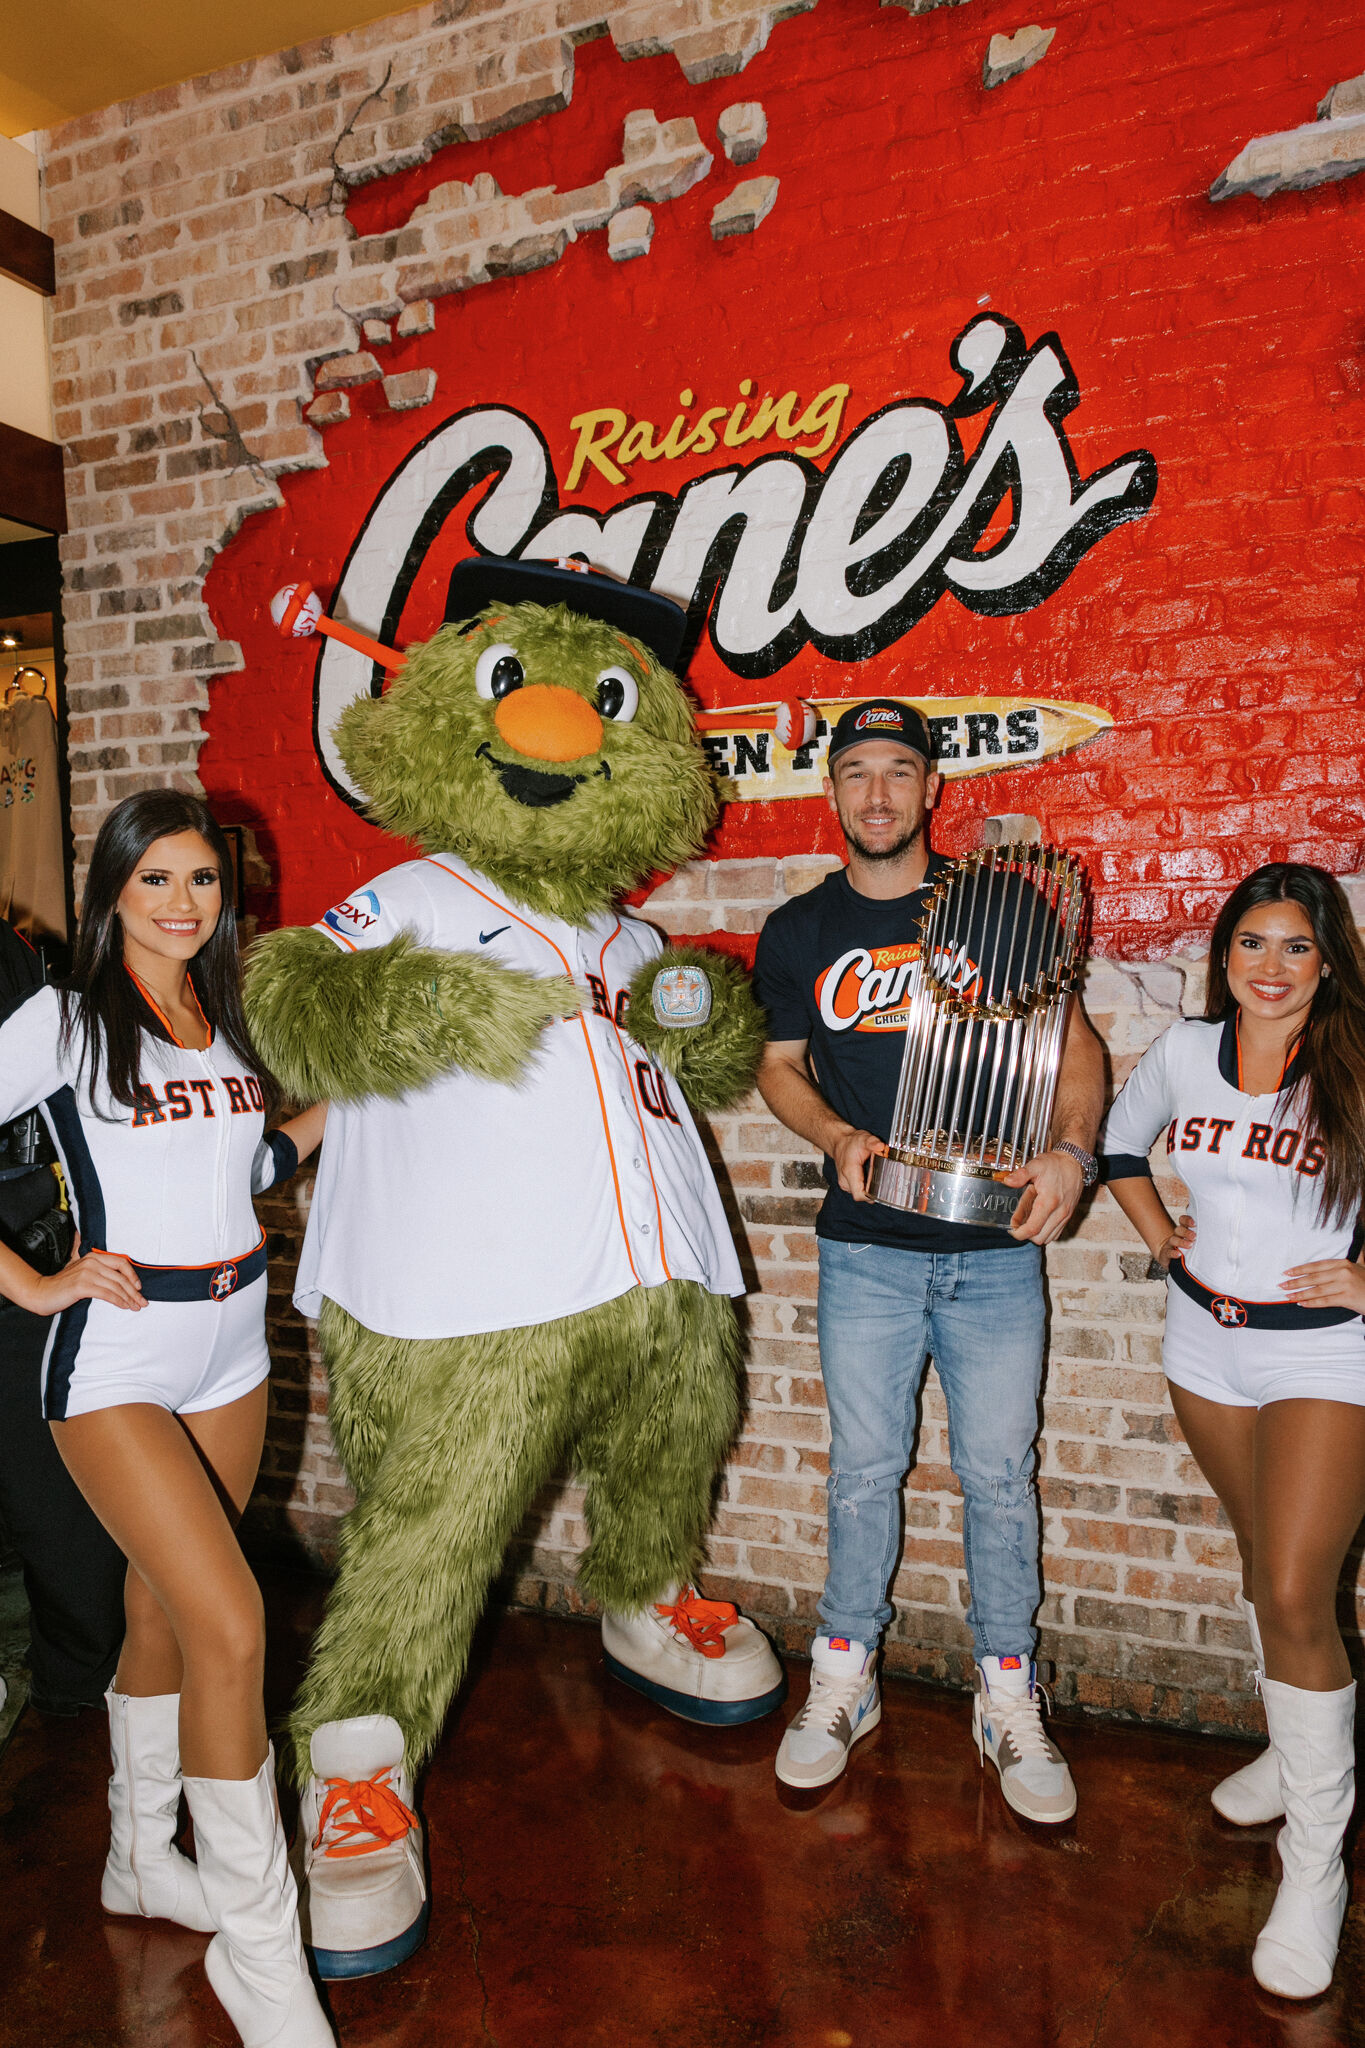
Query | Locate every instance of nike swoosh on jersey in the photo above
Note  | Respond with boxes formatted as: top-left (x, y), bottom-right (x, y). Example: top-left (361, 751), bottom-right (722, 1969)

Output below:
top-left (479, 926), bottom-right (511, 944)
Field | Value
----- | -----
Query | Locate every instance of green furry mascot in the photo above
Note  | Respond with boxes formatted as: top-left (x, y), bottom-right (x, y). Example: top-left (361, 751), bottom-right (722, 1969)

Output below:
top-left (246, 558), bottom-right (782, 1981)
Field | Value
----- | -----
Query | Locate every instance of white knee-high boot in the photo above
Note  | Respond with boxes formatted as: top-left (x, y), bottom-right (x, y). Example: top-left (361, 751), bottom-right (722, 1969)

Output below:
top-left (1211, 1596), bottom-right (1284, 1825)
top-left (1252, 1677), bottom-right (1356, 1999)
top-left (183, 1748), bottom-right (334, 2048)
top-left (101, 1690), bottom-right (216, 1931)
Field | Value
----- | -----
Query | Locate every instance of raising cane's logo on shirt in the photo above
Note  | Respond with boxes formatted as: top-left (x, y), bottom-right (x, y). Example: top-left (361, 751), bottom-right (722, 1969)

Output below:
top-left (816, 942), bottom-right (981, 1033)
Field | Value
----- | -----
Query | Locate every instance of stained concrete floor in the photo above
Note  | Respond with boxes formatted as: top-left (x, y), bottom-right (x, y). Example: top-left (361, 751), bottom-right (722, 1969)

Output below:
top-left (0, 1571), bottom-right (1362, 2048)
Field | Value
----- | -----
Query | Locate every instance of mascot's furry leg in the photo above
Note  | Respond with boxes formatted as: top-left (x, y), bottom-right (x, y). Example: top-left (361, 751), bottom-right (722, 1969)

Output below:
top-left (573, 1280), bottom-right (739, 1607)
top-left (289, 1282), bottom-right (784, 1976)
top-left (575, 1282), bottom-right (787, 1728)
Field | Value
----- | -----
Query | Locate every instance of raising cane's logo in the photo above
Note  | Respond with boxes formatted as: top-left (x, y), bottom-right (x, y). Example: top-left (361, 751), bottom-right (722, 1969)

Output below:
top-left (312, 314), bottom-right (1156, 812)
top-left (816, 941), bottom-right (980, 1033)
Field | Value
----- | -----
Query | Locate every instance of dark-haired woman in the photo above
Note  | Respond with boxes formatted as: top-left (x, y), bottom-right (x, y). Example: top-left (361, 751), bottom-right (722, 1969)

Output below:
top-left (0, 791), bottom-right (331, 2048)
top-left (1101, 862), bottom-right (1365, 2000)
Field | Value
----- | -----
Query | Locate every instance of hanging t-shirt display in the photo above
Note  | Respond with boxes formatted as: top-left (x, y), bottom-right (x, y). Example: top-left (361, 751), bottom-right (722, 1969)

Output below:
top-left (0, 693), bottom-right (66, 943)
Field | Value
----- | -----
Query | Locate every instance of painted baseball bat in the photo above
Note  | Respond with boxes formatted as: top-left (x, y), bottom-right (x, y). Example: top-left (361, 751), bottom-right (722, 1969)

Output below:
top-left (269, 581), bottom-right (408, 672)
top-left (270, 581), bottom-right (818, 749)
top-left (693, 701), bottom-right (819, 748)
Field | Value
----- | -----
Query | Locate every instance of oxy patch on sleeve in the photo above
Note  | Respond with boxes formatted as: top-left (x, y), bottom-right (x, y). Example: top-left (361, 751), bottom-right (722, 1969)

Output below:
top-left (315, 887), bottom-right (386, 950)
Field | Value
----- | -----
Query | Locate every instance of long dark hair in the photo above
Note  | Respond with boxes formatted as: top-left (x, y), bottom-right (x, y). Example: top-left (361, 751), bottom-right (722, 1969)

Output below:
top-left (1205, 863), bottom-right (1365, 1227)
top-left (61, 792), bottom-right (276, 1118)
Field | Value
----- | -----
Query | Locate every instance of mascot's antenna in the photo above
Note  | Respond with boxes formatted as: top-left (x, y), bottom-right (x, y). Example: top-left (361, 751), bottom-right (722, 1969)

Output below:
top-left (269, 577), bottom-right (818, 752)
top-left (270, 580), bottom-right (407, 672)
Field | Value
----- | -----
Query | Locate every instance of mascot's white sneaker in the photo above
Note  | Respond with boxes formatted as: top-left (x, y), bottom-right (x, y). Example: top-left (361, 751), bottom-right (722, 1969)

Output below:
top-left (601, 1585), bottom-right (787, 1725)
top-left (294, 1716), bottom-right (428, 1980)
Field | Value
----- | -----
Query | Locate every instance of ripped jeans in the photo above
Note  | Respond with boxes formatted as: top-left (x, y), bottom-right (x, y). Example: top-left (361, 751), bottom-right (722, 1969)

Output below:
top-left (815, 1237), bottom-right (1045, 1662)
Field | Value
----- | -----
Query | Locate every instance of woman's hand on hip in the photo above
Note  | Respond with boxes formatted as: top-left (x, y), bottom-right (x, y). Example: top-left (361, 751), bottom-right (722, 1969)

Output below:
top-left (1156, 1213), bottom-right (1195, 1272)
top-left (28, 1235), bottom-right (145, 1315)
top-left (1280, 1257), bottom-right (1365, 1313)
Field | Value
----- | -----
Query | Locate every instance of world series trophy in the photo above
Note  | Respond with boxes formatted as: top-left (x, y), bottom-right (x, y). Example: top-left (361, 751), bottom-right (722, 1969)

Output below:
top-left (867, 844), bottom-right (1089, 1229)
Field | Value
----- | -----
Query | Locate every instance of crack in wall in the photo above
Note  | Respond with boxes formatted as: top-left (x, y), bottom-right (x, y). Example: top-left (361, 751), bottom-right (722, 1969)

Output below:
top-left (189, 350), bottom-right (281, 500)
top-left (272, 61), bottom-right (396, 222)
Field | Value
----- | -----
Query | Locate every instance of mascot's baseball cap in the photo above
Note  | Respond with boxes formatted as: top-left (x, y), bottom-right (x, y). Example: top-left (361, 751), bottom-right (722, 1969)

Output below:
top-left (446, 555), bottom-right (690, 674)
top-left (826, 698), bottom-right (934, 767)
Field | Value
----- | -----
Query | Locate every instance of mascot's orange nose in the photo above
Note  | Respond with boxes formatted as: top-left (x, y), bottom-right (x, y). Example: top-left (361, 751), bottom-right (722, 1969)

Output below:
top-left (494, 683), bottom-right (603, 762)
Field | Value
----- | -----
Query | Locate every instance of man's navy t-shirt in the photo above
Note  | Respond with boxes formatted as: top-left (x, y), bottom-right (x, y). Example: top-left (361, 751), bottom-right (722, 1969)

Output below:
top-left (752, 855), bottom-right (1036, 1254)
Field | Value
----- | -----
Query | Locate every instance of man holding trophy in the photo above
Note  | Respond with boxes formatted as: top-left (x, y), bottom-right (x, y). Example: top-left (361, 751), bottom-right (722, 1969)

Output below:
top-left (754, 701), bottom-right (1104, 1818)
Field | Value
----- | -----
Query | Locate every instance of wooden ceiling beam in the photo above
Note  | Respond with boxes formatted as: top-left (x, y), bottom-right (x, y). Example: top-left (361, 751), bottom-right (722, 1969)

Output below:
top-left (0, 207), bottom-right (55, 295)
top-left (0, 422), bottom-right (66, 533)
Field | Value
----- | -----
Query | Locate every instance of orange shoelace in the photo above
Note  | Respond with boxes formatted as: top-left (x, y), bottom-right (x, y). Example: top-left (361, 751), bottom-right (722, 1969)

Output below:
top-left (655, 1587), bottom-right (738, 1660)
top-left (315, 1770), bottom-right (418, 1860)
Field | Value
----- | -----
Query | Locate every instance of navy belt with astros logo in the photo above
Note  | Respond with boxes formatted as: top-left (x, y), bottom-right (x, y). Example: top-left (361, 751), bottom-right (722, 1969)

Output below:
top-left (105, 1230), bottom-right (269, 1304)
top-left (1169, 1255), bottom-right (1358, 1331)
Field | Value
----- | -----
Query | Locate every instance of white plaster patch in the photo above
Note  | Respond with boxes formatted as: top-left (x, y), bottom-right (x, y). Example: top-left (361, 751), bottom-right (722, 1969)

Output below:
top-left (1211, 108), bottom-right (1365, 201)
top-left (983, 25), bottom-right (1055, 89)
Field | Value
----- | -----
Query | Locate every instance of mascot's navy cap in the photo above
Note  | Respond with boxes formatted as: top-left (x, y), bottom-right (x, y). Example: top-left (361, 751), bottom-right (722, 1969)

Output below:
top-left (446, 555), bottom-right (690, 674)
top-left (827, 698), bottom-right (934, 767)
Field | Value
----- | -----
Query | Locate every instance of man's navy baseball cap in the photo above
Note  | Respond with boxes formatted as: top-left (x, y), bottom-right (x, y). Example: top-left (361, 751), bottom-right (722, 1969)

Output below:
top-left (827, 698), bottom-right (934, 767)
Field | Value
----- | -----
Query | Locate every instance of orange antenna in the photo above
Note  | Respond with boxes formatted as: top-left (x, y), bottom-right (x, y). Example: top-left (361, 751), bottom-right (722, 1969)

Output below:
top-left (269, 581), bottom-right (407, 673)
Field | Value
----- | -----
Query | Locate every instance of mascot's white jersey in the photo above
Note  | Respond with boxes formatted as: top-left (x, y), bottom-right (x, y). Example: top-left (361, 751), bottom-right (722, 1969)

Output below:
top-left (1099, 1015), bottom-right (1361, 1304)
top-left (297, 855), bottom-right (745, 1340)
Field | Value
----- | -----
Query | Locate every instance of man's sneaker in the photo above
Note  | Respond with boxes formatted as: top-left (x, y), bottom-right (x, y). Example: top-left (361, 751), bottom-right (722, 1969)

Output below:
top-left (974, 1655), bottom-right (1076, 1824)
top-left (294, 1715), bottom-right (428, 1979)
top-left (602, 1585), bottom-right (787, 1725)
top-left (775, 1636), bottom-right (880, 1789)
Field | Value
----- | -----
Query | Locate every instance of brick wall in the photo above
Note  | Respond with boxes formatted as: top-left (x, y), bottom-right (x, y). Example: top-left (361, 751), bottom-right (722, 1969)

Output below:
top-left (37, 0), bottom-right (1365, 1732)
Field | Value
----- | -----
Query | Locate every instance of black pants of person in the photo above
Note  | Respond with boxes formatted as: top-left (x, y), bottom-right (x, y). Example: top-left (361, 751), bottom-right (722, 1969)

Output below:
top-left (0, 1302), bottom-right (125, 1710)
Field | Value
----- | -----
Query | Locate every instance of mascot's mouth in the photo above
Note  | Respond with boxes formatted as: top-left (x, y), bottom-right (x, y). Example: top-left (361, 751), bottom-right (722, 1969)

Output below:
top-left (475, 741), bottom-right (611, 808)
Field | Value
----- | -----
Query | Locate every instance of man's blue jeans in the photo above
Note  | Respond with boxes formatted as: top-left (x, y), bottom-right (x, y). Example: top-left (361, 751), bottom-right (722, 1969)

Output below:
top-left (815, 1237), bottom-right (1046, 1662)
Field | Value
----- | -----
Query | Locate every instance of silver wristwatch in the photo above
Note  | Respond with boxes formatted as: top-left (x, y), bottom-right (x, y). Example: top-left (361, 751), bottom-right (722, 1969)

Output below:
top-left (1054, 1140), bottom-right (1098, 1187)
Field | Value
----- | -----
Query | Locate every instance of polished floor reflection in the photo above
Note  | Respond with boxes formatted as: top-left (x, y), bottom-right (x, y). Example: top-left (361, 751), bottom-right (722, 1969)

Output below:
top-left (1, 1574), bottom-right (1360, 2047)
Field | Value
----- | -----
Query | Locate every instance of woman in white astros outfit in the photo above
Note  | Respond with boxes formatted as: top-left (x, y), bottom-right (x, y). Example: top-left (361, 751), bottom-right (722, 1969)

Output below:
top-left (1101, 862), bottom-right (1365, 2001)
top-left (0, 791), bottom-right (331, 2048)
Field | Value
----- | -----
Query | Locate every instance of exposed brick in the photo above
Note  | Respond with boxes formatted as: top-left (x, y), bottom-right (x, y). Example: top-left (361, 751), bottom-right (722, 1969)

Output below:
top-left (396, 298), bottom-right (435, 337)
top-left (382, 368), bottom-right (438, 411)
top-left (709, 173), bottom-right (779, 239)
top-left (305, 391), bottom-right (351, 426)
top-left (313, 350), bottom-right (383, 390)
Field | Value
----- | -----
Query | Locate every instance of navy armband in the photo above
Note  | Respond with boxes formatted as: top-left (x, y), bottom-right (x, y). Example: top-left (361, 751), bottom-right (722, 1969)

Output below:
top-left (1097, 1152), bottom-right (1153, 1184)
top-left (251, 1130), bottom-right (300, 1195)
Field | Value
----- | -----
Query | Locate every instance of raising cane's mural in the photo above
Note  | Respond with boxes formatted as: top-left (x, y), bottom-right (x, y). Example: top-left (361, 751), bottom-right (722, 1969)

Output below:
top-left (201, 12), bottom-right (1365, 959)
top-left (307, 314), bottom-right (1150, 811)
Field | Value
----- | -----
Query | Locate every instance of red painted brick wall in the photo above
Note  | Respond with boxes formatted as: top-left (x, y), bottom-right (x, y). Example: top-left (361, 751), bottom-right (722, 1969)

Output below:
top-left (192, 0), bottom-right (1365, 962)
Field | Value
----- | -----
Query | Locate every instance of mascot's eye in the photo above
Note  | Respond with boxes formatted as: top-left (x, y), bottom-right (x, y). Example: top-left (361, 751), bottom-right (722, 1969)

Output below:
top-left (596, 667), bottom-right (639, 723)
top-left (474, 643), bottom-right (525, 702)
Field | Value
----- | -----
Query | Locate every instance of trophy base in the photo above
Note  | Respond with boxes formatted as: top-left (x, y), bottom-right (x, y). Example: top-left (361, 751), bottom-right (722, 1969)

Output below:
top-left (867, 1150), bottom-right (1024, 1228)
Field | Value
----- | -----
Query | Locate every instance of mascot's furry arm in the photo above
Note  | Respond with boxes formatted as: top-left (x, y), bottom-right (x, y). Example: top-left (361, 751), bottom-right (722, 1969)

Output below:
top-left (246, 926), bottom-right (581, 1103)
top-left (626, 945), bottom-right (766, 1112)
